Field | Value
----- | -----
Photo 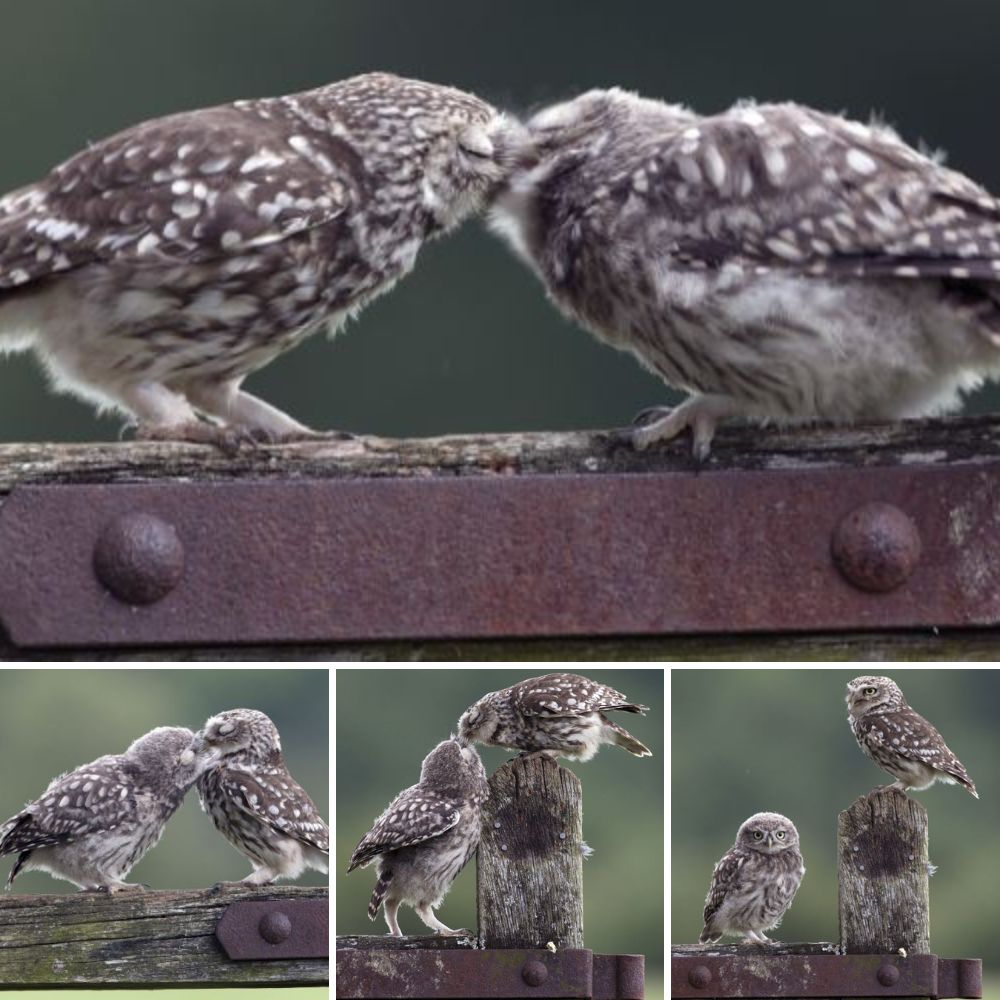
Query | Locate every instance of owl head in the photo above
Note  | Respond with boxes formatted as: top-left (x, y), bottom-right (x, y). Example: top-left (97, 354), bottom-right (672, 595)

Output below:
top-left (737, 812), bottom-right (799, 854)
top-left (457, 694), bottom-right (499, 748)
top-left (846, 676), bottom-right (905, 717)
top-left (192, 708), bottom-right (282, 767)
top-left (125, 725), bottom-right (209, 789)
top-left (419, 738), bottom-right (487, 797)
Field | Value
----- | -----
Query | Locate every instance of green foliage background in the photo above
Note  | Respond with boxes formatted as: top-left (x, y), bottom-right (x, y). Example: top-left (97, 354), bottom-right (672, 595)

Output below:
top-left (672, 669), bottom-right (998, 988)
top-left (0, 669), bottom-right (329, 892)
top-left (1, 0), bottom-right (1000, 442)
top-left (336, 668), bottom-right (664, 988)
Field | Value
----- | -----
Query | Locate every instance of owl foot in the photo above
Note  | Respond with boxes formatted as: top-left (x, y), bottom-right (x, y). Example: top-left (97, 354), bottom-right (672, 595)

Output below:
top-left (630, 395), bottom-right (736, 460)
top-left (132, 419), bottom-right (261, 455)
top-left (100, 881), bottom-right (147, 894)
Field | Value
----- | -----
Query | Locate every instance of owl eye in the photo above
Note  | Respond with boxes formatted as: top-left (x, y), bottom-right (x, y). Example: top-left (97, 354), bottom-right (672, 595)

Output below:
top-left (218, 722), bottom-right (236, 736)
top-left (863, 686), bottom-right (877, 696)
top-left (753, 830), bottom-right (764, 840)
top-left (775, 830), bottom-right (786, 839)
top-left (457, 129), bottom-right (494, 160)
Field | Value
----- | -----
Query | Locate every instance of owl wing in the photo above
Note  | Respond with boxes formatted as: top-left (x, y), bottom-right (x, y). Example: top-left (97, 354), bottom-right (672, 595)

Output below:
top-left (855, 710), bottom-right (976, 790)
top-left (0, 101), bottom-right (351, 292)
top-left (0, 757), bottom-right (137, 856)
top-left (347, 783), bottom-right (462, 872)
top-left (514, 673), bottom-right (648, 717)
top-left (214, 764), bottom-right (329, 854)
top-left (702, 847), bottom-right (745, 927)
top-left (644, 103), bottom-right (1000, 283)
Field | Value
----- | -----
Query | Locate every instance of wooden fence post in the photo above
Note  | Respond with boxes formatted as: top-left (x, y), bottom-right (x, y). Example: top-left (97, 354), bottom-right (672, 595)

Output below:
top-left (477, 754), bottom-right (584, 949)
top-left (838, 789), bottom-right (930, 954)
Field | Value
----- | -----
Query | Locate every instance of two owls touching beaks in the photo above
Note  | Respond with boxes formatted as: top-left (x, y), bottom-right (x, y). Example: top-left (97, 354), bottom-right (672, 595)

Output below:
top-left (699, 674), bottom-right (977, 946)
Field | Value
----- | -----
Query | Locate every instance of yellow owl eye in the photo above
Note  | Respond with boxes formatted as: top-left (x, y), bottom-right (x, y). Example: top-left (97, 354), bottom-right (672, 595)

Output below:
top-left (753, 831), bottom-right (763, 840)
top-left (775, 830), bottom-right (785, 839)
top-left (863, 686), bottom-right (877, 696)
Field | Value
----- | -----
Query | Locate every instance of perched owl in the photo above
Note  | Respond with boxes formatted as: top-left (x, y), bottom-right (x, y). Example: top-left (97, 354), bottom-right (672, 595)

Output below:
top-left (193, 709), bottom-right (329, 885)
top-left (846, 675), bottom-right (978, 798)
top-left (0, 726), bottom-right (207, 892)
top-left (0, 73), bottom-right (522, 445)
top-left (490, 89), bottom-right (1000, 458)
top-left (458, 672), bottom-right (651, 761)
top-left (700, 812), bottom-right (805, 944)
top-left (348, 738), bottom-right (487, 936)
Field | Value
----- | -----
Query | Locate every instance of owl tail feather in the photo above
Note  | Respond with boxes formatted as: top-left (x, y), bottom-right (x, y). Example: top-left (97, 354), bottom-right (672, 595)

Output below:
top-left (368, 869), bottom-right (392, 920)
top-left (605, 718), bottom-right (652, 757)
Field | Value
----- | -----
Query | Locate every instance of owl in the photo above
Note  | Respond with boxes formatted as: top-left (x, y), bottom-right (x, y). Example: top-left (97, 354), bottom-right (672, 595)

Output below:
top-left (700, 812), bottom-right (805, 944)
top-left (0, 73), bottom-right (522, 446)
top-left (846, 675), bottom-right (978, 797)
top-left (458, 672), bottom-right (651, 761)
top-left (193, 709), bottom-right (329, 884)
top-left (0, 726), bottom-right (208, 892)
top-left (348, 738), bottom-right (487, 936)
top-left (490, 89), bottom-right (1000, 458)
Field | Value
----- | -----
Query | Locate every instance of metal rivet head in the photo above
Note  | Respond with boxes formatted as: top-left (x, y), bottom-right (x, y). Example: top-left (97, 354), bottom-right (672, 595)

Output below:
top-left (877, 964), bottom-right (900, 987)
top-left (688, 965), bottom-right (712, 989)
top-left (559, 832), bottom-right (566, 840)
top-left (522, 960), bottom-right (548, 987)
top-left (93, 513), bottom-right (184, 605)
top-left (831, 502), bottom-right (921, 593)
top-left (493, 822), bottom-right (501, 829)
top-left (258, 911), bottom-right (292, 944)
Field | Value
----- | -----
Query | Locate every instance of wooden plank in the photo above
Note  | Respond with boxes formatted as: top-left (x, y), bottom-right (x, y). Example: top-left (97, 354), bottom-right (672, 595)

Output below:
top-left (0, 884), bottom-right (328, 987)
top-left (477, 755), bottom-right (584, 949)
top-left (838, 790), bottom-right (930, 954)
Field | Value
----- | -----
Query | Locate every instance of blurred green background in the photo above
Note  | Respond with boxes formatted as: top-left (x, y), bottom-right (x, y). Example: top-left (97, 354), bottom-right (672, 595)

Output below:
top-left (0, 668), bottom-right (328, 892)
top-left (2, 0), bottom-right (1000, 442)
top-left (672, 669), bottom-right (999, 998)
top-left (337, 668), bottom-right (664, 995)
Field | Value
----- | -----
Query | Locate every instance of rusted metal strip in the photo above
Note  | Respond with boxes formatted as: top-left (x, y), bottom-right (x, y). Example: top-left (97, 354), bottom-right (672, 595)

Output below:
top-left (335, 948), bottom-right (643, 999)
top-left (216, 898), bottom-right (328, 960)
top-left (671, 953), bottom-right (982, 998)
top-left (0, 463), bottom-right (998, 648)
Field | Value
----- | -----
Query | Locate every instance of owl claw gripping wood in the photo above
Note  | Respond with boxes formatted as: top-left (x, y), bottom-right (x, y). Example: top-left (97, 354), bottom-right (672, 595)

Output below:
top-left (0, 72), bottom-right (523, 446)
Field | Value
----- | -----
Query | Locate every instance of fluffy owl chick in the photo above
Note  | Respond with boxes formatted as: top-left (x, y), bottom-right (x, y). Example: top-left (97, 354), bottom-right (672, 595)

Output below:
top-left (490, 89), bottom-right (1000, 458)
top-left (458, 672), bottom-right (651, 761)
top-left (193, 709), bottom-right (329, 885)
top-left (0, 73), bottom-right (522, 445)
top-left (846, 675), bottom-right (977, 798)
top-left (348, 738), bottom-right (487, 936)
top-left (700, 812), bottom-right (805, 944)
top-left (0, 726), bottom-right (207, 892)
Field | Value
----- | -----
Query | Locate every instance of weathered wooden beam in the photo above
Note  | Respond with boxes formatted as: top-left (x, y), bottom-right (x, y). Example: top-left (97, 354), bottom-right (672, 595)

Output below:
top-left (335, 934), bottom-right (475, 950)
top-left (0, 884), bottom-right (328, 987)
top-left (671, 943), bottom-right (842, 957)
top-left (477, 755), bottom-right (584, 949)
top-left (838, 789), bottom-right (930, 954)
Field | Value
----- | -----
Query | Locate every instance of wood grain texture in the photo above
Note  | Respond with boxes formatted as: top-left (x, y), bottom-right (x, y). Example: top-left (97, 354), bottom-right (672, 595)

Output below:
top-left (671, 942), bottom-right (843, 956)
top-left (838, 790), bottom-right (930, 954)
top-left (335, 934), bottom-right (476, 950)
top-left (477, 755), bottom-right (584, 950)
top-left (0, 884), bottom-right (328, 986)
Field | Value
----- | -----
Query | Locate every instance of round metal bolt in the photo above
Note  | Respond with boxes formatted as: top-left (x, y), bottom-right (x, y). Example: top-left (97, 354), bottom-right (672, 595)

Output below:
top-left (93, 512), bottom-right (184, 605)
top-left (259, 910), bottom-right (292, 944)
top-left (877, 964), bottom-right (900, 987)
top-left (522, 960), bottom-right (548, 987)
top-left (559, 832), bottom-right (566, 840)
top-left (501, 844), bottom-right (508, 852)
top-left (688, 965), bottom-right (712, 989)
top-left (493, 822), bottom-right (501, 829)
top-left (831, 502), bottom-right (921, 593)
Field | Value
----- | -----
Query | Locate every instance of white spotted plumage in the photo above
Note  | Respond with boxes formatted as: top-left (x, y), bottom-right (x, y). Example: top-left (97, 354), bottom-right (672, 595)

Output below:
top-left (194, 709), bottom-right (328, 885)
top-left (348, 738), bottom-right (487, 936)
top-left (0, 727), bottom-right (210, 892)
top-left (491, 89), bottom-right (1000, 458)
top-left (458, 672), bottom-right (652, 762)
top-left (0, 73), bottom-right (523, 446)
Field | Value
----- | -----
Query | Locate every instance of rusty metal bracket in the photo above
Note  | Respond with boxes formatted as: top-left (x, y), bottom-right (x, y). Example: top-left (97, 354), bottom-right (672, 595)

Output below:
top-left (671, 952), bottom-right (982, 998)
top-left (0, 463), bottom-right (998, 648)
top-left (215, 898), bottom-right (328, 960)
top-left (336, 947), bottom-right (643, 999)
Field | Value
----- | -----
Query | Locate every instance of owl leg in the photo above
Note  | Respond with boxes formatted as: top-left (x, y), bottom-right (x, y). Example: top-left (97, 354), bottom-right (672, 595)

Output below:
top-left (240, 866), bottom-right (279, 886)
top-left (631, 394), bottom-right (737, 459)
top-left (414, 903), bottom-right (463, 936)
top-left (745, 930), bottom-right (771, 944)
top-left (185, 380), bottom-right (354, 443)
top-left (383, 899), bottom-right (403, 937)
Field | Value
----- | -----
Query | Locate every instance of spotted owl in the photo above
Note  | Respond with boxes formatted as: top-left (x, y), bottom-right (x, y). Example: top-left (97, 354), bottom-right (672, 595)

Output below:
top-left (490, 89), bottom-right (1000, 458)
top-left (458, 672), bottom-right (651, 761)
top-left (348, 738), bottom-right (487, 936)
top-left (193, 709), bottom-right (329, 885)
top-left (700, 812), bottom-right (805, 944)
top-left (846, 675), bottom-right (977, 798)
top-left (0, 72), bottom-right (522, 446)
top-left (0, 726), bottom-right (208, 892)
